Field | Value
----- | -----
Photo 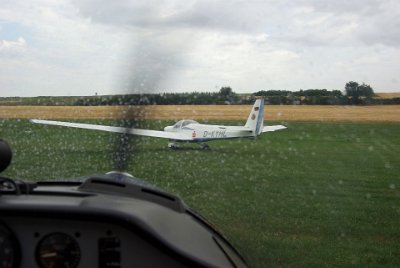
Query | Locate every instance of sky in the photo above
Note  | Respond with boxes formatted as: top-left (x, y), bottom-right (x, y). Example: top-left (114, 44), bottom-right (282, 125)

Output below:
top-left (0, 0), bottom-right (400, 97)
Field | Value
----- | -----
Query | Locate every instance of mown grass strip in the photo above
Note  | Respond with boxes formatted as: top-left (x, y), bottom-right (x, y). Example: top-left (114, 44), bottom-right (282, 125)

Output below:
top-left (1, 119), bottom-right (399, 267)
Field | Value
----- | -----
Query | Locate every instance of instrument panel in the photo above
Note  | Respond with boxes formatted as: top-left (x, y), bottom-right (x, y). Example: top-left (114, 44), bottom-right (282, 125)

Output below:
top-left (0, 141), bottom-right (248, 268)
top-left (0, 217), bottom-right (185, 268)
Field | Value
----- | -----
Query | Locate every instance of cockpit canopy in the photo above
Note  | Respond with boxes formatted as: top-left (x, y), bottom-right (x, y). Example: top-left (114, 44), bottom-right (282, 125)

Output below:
top-left (173, 120), bottom-right (199, 129)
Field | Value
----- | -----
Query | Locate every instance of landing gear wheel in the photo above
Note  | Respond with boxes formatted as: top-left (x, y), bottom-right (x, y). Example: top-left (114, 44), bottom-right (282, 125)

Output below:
top-left (199, 143), bottom-right (210, 150)
top-left (168, 142), bottom-right (180, 150)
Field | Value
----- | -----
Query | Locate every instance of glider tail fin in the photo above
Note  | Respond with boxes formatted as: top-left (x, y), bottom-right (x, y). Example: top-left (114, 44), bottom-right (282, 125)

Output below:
top-left (244, 97), bottom-right (265, 137)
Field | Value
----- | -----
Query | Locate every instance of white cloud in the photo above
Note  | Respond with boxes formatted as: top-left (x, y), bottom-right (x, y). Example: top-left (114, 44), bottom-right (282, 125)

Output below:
top-left (0, 37), bottom-right (27, 54)
top-left (0, 0), bottom-right (400, 96)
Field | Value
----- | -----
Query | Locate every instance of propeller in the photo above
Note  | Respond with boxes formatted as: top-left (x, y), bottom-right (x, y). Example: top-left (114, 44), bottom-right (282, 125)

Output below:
top-left (112, 119), bottom-right (135, 172)
top-left (111, 36), bottom-right (178, 172)
top-left (0, 139), bottom-right (12, 173)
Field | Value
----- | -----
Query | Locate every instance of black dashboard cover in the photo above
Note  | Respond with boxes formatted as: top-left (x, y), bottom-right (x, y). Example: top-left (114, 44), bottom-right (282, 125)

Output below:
top-left (0, 173), bottom-right (249, 268)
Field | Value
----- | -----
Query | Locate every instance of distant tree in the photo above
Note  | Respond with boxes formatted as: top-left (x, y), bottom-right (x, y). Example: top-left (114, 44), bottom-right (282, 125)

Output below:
top-left (358, 83), bottom-right (374, 98)
top-left (331, 90), bottom-right (343, 97)
top-left (253, 90), bottom-right (268, 96)
top-left (218, 87), bottom-right (237, 104)
top-left (219, 87), bottom-right (233, 97)
top-left (345, 81), bottom-right (374, 104)
top-left (254, 90), bottom-right (291, 97)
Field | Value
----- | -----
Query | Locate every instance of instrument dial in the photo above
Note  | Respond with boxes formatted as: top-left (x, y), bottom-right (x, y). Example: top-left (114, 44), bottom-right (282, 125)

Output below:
top-left (36, 232), bottom-right (81, 268)
top-left (0, 224), bottom-right (20, 268)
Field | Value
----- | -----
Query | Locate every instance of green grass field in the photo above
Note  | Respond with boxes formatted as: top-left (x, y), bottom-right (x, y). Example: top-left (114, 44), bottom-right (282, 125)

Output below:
top-left (1, 119), bottom-right (400, 267)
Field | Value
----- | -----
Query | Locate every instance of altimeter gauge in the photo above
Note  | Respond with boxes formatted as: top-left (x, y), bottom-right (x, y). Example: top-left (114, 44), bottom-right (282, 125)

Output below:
top-left (36, 232), bottom-right (81, 268)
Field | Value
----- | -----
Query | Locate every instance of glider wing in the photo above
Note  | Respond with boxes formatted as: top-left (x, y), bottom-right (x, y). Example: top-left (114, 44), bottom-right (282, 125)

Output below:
top-left (30, 119), bottom-right (192, 141)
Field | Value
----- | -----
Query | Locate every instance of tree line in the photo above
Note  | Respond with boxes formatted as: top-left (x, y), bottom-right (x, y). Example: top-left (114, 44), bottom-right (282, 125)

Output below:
top-left (1, 82), bottom-right (399, 106)
top-left (256, 82), bottom-right (399, 105)
top-left (75, 91), bottom-right (234, 106)
top-left (74, 82), bottom-right (400, 105)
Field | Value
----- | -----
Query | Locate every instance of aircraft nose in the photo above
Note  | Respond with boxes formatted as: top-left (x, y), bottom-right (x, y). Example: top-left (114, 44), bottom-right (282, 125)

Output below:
top-left (164, 126), bottom-right (173, 132)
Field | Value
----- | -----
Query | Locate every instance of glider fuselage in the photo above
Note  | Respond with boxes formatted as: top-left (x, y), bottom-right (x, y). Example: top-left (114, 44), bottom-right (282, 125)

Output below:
top-left (164, 121), bottom-right (252, 142)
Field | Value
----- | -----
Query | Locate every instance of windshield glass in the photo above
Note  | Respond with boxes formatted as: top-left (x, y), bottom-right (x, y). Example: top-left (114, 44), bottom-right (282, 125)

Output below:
top-left (173, 120), bottom-right (183, 128)
top-left (181, 120), bottom-right (198, 127)
top-left (1, 1), bottom-right (399, 267)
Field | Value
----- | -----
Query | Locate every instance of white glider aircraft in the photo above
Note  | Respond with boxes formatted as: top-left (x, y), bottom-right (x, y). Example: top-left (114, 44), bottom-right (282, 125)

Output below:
top-left (30, 97), bottom-right (286, 149)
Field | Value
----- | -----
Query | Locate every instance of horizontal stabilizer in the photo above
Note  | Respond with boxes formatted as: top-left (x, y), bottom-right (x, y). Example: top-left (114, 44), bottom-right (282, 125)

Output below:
top-left (262, 125), bottom-right (287, 132)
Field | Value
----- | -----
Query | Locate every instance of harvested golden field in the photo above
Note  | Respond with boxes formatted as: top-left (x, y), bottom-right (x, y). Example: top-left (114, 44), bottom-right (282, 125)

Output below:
top-left (1, 105), bottom-right (400, 122)
top-left (375, 92), bottom-right (400, 99)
